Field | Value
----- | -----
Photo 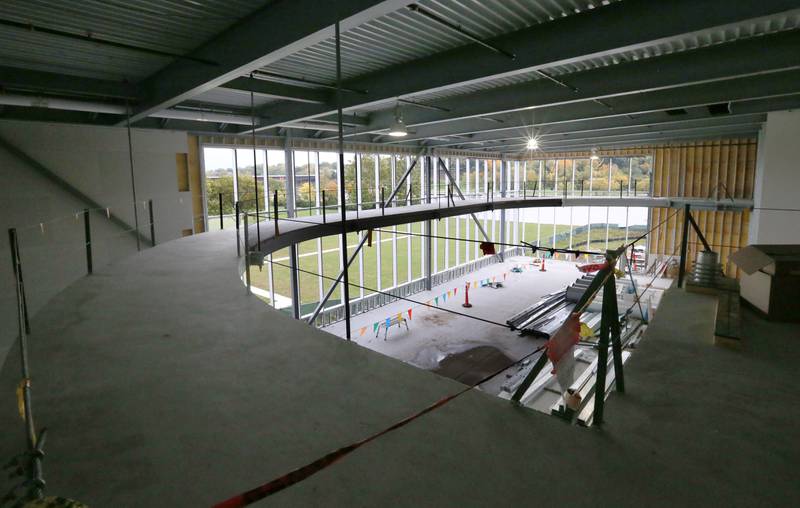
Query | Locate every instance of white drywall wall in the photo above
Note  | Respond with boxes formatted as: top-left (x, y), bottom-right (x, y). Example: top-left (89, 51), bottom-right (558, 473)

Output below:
top-left (0, 120), bottom-right (192, 365)
top-left (750, 110), bottom-right (800, 244)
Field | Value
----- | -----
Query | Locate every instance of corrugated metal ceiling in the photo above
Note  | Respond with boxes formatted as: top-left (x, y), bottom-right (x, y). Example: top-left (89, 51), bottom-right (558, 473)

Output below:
top-left (0, 0), bottom-right (273, 81)
top-left (357, 9), bottom-right (800, 115)
top-left (263, 0), bottom-right (617, 84)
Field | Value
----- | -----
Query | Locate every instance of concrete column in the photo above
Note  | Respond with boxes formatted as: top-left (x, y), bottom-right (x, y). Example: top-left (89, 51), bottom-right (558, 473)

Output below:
top-left (750, 110), bottom-right (800, 244)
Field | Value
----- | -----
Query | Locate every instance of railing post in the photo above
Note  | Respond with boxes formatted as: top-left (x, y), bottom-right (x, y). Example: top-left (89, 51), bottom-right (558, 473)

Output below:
top-left (381, 186), bottom-right (385, 216)
top-left (8, 228), bottom-right (30, 333)
top-left (619, 181), bottom-right (623, 198)
top-left (148, 199), bottom-right (155, 246)
top-left (8, 226), bottom-right (44, 499)
top-left (678, 203), bottom-right (691, 288)
top-left (273, 190), bottom-right (280, 236)
top-left (243, 212), bottom-right (251, 294)
top-left (321, 190), bottom-right (327, 223)
top-left (235, 201), bottom-right (241, 257)
top-left (634, 179), bottom-right (637, 196)
top-left (218, 192), bottom-right (223, 230)
top-left (533, 181), bottom-right (538, 197)
top-left (83, 209), bottom-right (93, 274)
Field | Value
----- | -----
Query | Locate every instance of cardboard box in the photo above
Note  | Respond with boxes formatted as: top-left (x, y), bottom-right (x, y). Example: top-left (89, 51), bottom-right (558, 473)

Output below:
top-left (730, 245), bottom-right (800, 321)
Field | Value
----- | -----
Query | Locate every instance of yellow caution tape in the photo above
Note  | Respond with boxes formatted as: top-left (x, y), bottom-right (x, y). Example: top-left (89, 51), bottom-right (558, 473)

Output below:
top-left (16, 379), bottom-right (28, 420)
top-left (579, 322), bottom-right (595, 339)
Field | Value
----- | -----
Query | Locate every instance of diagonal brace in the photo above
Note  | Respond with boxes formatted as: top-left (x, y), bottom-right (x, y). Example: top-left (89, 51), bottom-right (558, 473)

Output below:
top-left (385, 149), bottom-right (424, 206)
top-left (437, 158), bottom-right (490, 242)
top-left (687, 211), bottom-right (711, 251)
top-left (307, 230), bottom-right (371, 324)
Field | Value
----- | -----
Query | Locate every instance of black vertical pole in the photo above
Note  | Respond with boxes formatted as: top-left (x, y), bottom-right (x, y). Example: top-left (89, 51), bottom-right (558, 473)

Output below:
top-left (125, 102), bottom-right (141, 252)
top-left (250, 82), bottom-right (261, 246)
top-left (273, 190), bottom-right (280, 236)
top-left (336, 20), bottom-right (352, 340)
top-left (381, 186), bottom-right (385, 216)
top-left (218, 193), bottom-right (223, 229)
top-left (619, 181), bottom-right (623, 197)
top-left (605, 273), bottom-right (625, 393)
top-left (235, 201), bottom-right (241, 257)
top-left (148, 199), bottom-right (155, 247)
top-left (533, 181), bottom-right (538, 197)
top-left (83, 209), bottom-right (93, 275)
top-left (634, 179), bottom-right (637, 196)
top-left (678, 203), bottom-right (691, 288)
top-left (580, 179), bottom-right (584, 196)
top-left (8, 228), bottom-right (30, 333)
top-left (322, 190), bottom-right (327, 223)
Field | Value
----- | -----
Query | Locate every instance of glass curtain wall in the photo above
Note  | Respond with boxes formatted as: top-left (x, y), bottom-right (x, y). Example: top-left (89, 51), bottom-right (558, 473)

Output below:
top-left (203, 146), bottom-right (652, 316)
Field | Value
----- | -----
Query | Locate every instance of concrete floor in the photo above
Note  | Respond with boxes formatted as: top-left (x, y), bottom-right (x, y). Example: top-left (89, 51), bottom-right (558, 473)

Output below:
top-left (2, 230), bottom-right (799, 506)
top-left (324, 257), bottom-right (579, 371)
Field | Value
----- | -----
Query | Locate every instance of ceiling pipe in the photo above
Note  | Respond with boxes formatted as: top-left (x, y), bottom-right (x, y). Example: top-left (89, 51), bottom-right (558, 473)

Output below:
top-left (0, 93), bottom-right (126, 115)
top-left (0, 93), bottom-right (262, 126)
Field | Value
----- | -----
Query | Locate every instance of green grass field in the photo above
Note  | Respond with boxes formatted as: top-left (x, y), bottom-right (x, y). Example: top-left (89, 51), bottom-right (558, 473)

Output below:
top-left (247, 214), bottom-right (642, 310)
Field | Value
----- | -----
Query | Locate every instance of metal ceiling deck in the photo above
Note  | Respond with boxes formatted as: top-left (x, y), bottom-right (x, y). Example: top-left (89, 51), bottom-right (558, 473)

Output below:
top-left (262, 0), bottom-right (617, 85)
top-left (0, 0), bottom-right (273, 81)
top-left (351, 9), bottom-right (800, 116)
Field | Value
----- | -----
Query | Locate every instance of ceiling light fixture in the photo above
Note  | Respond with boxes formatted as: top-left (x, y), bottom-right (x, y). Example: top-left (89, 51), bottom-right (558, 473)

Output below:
top-left (388, 105), bottom-right (408, 137)
top-left (526, 137), bottom-right (539, 150)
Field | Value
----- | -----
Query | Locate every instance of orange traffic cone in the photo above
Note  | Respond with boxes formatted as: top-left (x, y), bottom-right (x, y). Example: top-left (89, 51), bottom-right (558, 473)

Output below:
top-left (540, 257), bottom-right (547, 272)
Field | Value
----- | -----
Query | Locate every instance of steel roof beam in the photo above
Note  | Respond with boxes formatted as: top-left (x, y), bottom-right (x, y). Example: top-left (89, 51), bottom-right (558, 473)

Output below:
top-left (247, 0), bottom-right (800, 132)
top-left (472, 123), bottom-right (764, 152)
top-left (427, 114), bottom-right (768, 148)
top-left (351, 30), bottom-right (800, 137)
top-left (0, 66), bottom-right (137, 100)
top-left (220, 77), bottom-right (330, 104)
top-left (380, 70), bottom-right (800, 144)
top-left (123, 0), bottom-right (409, 124)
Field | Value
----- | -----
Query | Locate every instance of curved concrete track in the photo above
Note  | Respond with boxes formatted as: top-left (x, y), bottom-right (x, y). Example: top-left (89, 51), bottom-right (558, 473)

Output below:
top-left (2, 200), bottom-right (798, 507)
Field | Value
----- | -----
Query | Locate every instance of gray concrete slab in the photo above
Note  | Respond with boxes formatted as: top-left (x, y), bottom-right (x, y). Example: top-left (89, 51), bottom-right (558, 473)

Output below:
top-left (1, 230), bottom-right (798, 507)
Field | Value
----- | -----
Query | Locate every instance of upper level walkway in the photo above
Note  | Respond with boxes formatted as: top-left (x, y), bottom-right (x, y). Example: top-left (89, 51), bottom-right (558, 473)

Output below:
top-left (1, 211), bottom-right (796, 506)
top-left (247, 195), bottom-right (752, 254)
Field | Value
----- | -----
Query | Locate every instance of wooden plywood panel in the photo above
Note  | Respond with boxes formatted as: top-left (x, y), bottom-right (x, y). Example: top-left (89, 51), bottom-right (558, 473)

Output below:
top-left (176, 153), bottom-right (190, 192)
top-left (187, 135), bottom-right (205, 234)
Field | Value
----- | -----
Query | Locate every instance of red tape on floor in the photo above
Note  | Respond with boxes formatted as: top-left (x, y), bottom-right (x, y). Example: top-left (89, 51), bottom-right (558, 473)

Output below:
top-left (212, 344), bottom-right (546, 508)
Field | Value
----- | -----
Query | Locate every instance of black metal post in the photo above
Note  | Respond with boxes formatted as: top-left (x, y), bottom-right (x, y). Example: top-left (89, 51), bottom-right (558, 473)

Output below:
top-left (273, 190), bottom-right (280, 237)
top-left (678, 203), bottom-right (691, 288)
top-left (381, 186), bottom-right (385, 216)
top-left (218, 192), bottom-right (223, 229)
top-left (235, 201), bottom-right (241, 257)
top-left (336, 20), bottom-right (352, 340)
top-left (148, 199), bottom-right (155, 246)
top-left (533, 181), bottom-right (538, 197)
top-left (322, 190), bottom-right (326, 223)
top-left (633, 179), bottom-right (637, 196)
top-left (604, 272), bottom-right (625, 393)
top-left (83, 209), bottom-right (93, 274)
top-left (8, 228), bottom-right (30, 333)
top-left (580, 179), bottom-right (584, 196)
top-left (619, 181), bottom-right (624, 197)
top-left (8, 227), bottom-right (44, 499)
